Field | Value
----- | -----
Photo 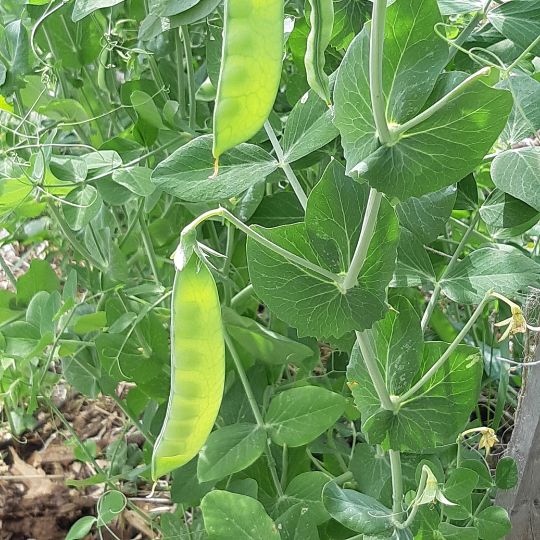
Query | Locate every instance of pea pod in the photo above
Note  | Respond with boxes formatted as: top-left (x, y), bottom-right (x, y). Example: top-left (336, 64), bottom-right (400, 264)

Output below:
top-left (212, 0), bottom-right (284, 168)
top-left (305, 0), bottom-right (334, 106)
top-left (151, 255), bottom-right (225, 480)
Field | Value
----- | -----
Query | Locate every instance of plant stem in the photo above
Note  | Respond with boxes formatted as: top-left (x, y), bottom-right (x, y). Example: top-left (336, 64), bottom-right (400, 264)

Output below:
top-left (401, 291), bottom-right (492, 403)
top-left (421, 212), bottom-right (480, 331)
top-left (396, 466), bottom-right (428, 529)
top-left (224, 332), bottom-right (284, 496)
top-left (231, 283), bottom-right (254, 309)
top-left (354, 330), bottom-right (395, 411)
top-left (389, 450), bottom-right (403, 517)
top-left (392, 68), bottom-right (490, 137)
top-left (138, 214), bottom-right (160, 285)
top-left (506, 35), bottom-right (540, 73)
top-left (342, 189), bottom-right (383, 290)
top-left (174, 28), bottom-right (186, 119)
top-left (264, 121), bottom-right (308, 210)
top-left (369, 0), bottom-right (392, 144)
top-left (182, 26), bottom-right (197, 128)
top-left (0, 251), bottom-right (16, 287)
top-left (183, 208), bottom-right (341, 283)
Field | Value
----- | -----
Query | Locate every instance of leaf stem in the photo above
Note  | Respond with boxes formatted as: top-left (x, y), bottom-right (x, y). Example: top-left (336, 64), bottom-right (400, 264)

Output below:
top-left (264, 121), bottom-right (308, 210)
top-left (138, 214), bottom-right (160, 285)
top-left (370, 0), bottom-right (392, 144)
top-left (182, 208), bottom-right (341, 284)
top-left (0, 251), bottom-right (17, 287)
top-left (342, 189), bottom-right (383, 290)
top-left (505, 35), bottom-right (540, 73)
top-left (354, 330), bottom-right (395, 411)
top-left (182, 26), bottom-right (197, 128)
top-left (174, 28), bottom-right (187, 119)
top-left (421, 212), bottom-right (480, 332)
top-left (224, 331), bottom-right (284, 497)
top-left (401, 290), bottom-right (492, 403)
top-left (389, 449), bottom-right (403, 518)
top-left (396, 466), bottom-right (428, 529)
top-left (392, 68), bottom-right (490, 137)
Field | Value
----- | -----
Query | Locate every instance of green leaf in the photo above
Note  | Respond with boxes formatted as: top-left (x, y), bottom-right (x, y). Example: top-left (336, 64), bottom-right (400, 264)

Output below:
top-left (250, 191), bottom-right (304, 227)
top-left (438, 523), bottom-right (478, 540)
top-left (491, 147), bottom-right (540, 212)
top-left (359, 76), bottom-right (512, 200)
top-left (479, 190), bottom-right (539, 239)
top-left (0, 21), bottom-right (31, 95)
top-left (130, 90), bottom-right (165, 129)
top-left (460, 460), bottom-right (493, 490)
top-left (62, 185), bottom-right (102, 231)
top-left (334, 0), bottom-right (448, 172)
top-left (488, 0), bottom-right (540, 54)
top-left (279, 472), bottom-right (331, 526)
top-left (26, 291), bottom-right (59, 336)
top-left (437, 0), bottom-right (483, 15)
top-left (396, 186), bottom-right (457, 243)
top-left (62, 356), bottom-right (100, 398)
top-left (282, 89), bottom-right (339, 163)
top-left (247, 161), bottom-right (399, 339)
top-left (73, 311), bottom-right (107, 334)
top-left (197, 424), bottom-right (267, 483)
top-left (171, 457), bottom-right (214, 506)
top-left (275, 503), bottom-right (321, 540)
top-left (169, 0), bottom-right (222, 27)
top-left (349, 443), bottom-right (391, 504)
top-left (322, 482), bottom-right (394, 536)
top-left (152, 135), bottom-right (277, 202)
top-left (65, 516), bottom-right (96, 540)
top-left (444, 467), bottom-right (479, 501)
top-left (265, 386), bottom-right (346, 447)
top-left (392, 228), bottom-right (435, 287)
top-left (72, 0), bottom-right (124, 22)
top-left (349, 297), bottom-right (423, 396)
top-left (441, 246), bottom-right (540, 304)
top-left (223, 308), bottom-right (315, 366)
top-left (112, 167), bottom-right (155, 197)
top-left (499, 74), bottom-right (540, 145)
top-left (201, 490), bottom-right (280, 539)
top-left (38, 99), bottom-right (89, 124)
top-left (16, 259), bottom-right (60, 305)
top-left (474, 506), bottom-right (511, 540)
top-left (495, 456), bottom-right (518, 489)
top-left (349, 342), bottom-right (482, 451)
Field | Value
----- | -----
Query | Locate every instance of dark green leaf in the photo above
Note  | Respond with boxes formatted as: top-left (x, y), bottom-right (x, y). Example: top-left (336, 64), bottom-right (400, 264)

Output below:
top-left (474, 506), bottom-right (511, 540)
top-left (265, 386), bottom-right (346, 447)
top-left (152, 136), bottom-right (277, 202)
top-left (201, 490), bottom-right (280, 539)
top-left (495, 456), bottom-right (518, 490)
top-left (322, 482), bottom-right (394, 535)
top-left (198, 424), bottom-right (267, 483)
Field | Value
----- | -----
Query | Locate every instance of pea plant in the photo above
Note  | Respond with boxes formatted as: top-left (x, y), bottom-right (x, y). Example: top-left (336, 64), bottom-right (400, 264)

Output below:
top-left (1, 0), bottom-right (540, 539)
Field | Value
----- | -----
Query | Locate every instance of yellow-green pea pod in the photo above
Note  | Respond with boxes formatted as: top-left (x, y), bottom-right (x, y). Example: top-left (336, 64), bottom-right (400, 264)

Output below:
top-left (305, 0), bottom-right (334, 106)
top-left (151, 254), bottom-right (225, 480)
top-left (212, 0), bottom-right (284, 167)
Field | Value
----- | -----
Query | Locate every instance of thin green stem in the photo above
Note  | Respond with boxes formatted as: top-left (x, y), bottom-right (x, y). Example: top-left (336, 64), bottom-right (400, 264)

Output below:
top-left (369, 0), bottom-right (392, 144)
top-left (182, 26), bottom-right (197, 128)
top-left (396, 466), bottom-right (428, 529)
top-left (224, 332), bottom-right (283, 496)
top-left (231, 284), bottom-right (255, 310)
top-left (174, 28), bottom-right (186, 119)
top-left (264, 121), bottom-right (308, 210)
top-left (401, 291), bottom-right (492, 403)
top-left (506, 35), bottom-right (540, 73)
top-left (392, 67), bottom-right (490, 137)
top-left (182, 208), bottom-right (341, 284)
top-left (49, 203), bottom-right (104, 270)
top-left (389, 450), bottom-right (403, 518)
top-left (281, 444), bottom-right (288, 489)
top-left (354, 330), bottom-right (395, 411)
top-left (0, 251), bottom-right (16, 287)
top-left (138, 214), bottom-right (160, 285)
top-left (223, 223), bottom-right (235, 305)
top-left (421, 212), bottom-right (480, 332)
top-left (342, 189), bottom-right (383, 290)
